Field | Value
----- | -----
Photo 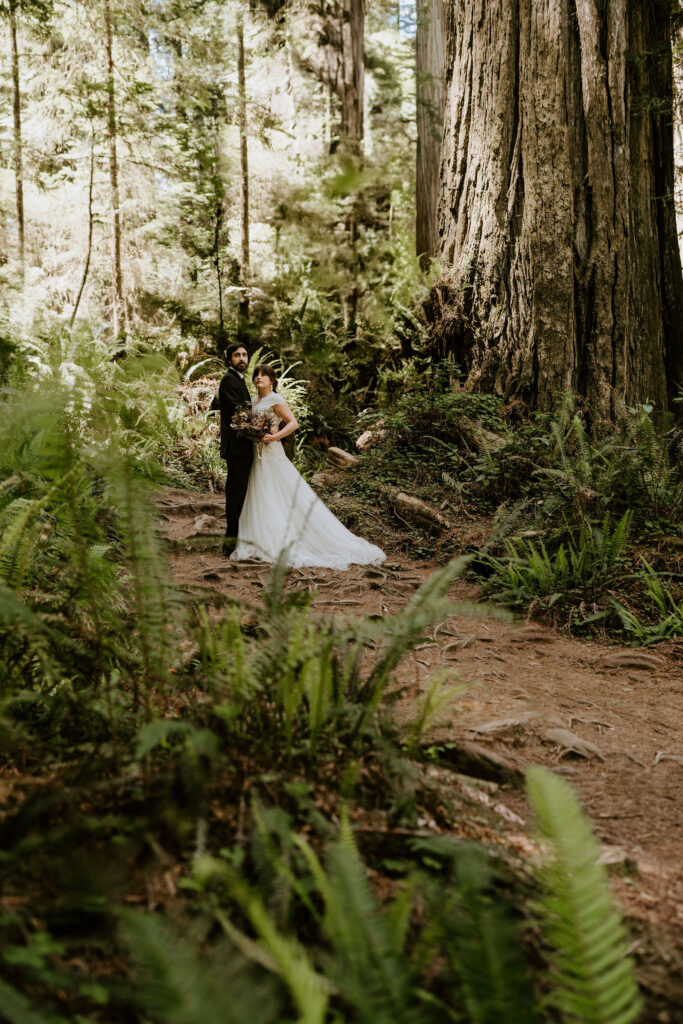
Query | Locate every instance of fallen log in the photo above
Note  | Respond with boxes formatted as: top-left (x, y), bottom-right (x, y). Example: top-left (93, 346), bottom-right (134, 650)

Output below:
top-left (326, 447), bottom-right (360, 470)
top-left (383, 487), bottom-right (450, 533)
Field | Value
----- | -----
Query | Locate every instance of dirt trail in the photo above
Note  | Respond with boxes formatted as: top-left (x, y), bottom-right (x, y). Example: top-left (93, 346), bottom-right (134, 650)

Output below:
top-left (159, 487), bottom-right (683, 999)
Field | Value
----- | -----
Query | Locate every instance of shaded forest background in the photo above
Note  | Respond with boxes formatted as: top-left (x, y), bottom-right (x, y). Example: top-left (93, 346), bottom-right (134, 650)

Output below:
top-left (0, 0), bottom-right (423, 386)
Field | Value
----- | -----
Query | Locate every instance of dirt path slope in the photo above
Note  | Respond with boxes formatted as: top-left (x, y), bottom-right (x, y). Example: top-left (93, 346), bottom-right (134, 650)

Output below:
top-left (159, 487), bottom-right (683, 1006)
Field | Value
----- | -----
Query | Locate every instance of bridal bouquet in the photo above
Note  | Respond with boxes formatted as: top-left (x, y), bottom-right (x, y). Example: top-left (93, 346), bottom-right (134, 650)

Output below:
top-left (230, 404), bottom-right (271, 441)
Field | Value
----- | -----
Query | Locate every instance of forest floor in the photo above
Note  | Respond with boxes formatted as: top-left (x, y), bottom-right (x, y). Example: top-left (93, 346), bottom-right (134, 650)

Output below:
top-left (160, 486), bottom-right (683, 1009)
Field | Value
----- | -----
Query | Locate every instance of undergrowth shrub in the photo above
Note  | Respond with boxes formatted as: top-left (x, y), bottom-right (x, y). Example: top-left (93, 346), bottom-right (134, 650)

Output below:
top-left (334, 368), bottom-right (683, 640)
top-left (481, 512), bottom-right (632, 626)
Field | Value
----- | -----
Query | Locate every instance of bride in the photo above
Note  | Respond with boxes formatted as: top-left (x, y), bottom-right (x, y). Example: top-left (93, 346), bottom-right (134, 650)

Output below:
top-left (231, 365), bottom-right (386, 569)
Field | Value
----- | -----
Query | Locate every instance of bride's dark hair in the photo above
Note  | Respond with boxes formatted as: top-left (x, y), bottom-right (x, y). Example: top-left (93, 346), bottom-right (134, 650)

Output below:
top-left (253, 364), bottom-right (278, 391)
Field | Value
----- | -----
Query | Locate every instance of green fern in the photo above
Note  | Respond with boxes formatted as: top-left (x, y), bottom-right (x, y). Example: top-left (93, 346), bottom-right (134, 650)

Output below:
top-left (192, 857), bottom-right (332, 1024)
top-left (293, 819), bottom-right (422, 1023)
top-left (526, 765), bottom-right (642, 1024)
top-left (121, 911), bottom-right (280, 1024)
top-left (612, 559), bottom-right (683, 643)
top-left (405, 668), bottom-right (465, 751)
top-left (446, 845), bottom-right (536, 1024)
top-left (0, 977), bottom-right (65, 1024)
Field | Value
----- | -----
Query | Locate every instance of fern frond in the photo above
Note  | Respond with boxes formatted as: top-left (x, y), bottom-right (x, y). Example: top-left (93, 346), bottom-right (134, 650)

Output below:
top-left (207, 859), bottom-right (331, 1024)
top-left (0, 977), bottom-right (66, 1023)
top-left (405, 668), bottom-right (464, 750)
top-left (446, 845), bottom-right (536, 1024)
top-left (526, 765), bottom-right (642, 1024)
top-left (312, 836), bottom-right (417, 1022)
top-left (121, 911), bottom-right (279, 1024)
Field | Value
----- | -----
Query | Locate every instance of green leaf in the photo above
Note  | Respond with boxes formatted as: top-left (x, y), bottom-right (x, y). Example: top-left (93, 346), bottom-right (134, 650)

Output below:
top-left (135, 719), bottom-right (189, 759)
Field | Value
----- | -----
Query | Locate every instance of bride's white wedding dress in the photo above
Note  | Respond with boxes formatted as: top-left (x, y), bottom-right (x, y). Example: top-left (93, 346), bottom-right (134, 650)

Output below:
top-left (231, 392), bottom-right (386, 569)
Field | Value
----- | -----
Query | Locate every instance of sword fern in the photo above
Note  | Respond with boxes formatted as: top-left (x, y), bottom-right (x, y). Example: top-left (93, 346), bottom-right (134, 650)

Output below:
top-left (526, 765), bottom-right (642, 1024)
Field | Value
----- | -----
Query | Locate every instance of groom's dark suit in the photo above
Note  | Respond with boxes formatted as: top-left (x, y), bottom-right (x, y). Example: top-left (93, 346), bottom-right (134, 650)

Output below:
top-left (218, 367), bottom-right (253, 540)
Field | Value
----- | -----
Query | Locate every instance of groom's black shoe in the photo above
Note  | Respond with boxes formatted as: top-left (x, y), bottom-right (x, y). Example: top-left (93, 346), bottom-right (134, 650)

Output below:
top-left (222, 536), bottom-right (237, 556)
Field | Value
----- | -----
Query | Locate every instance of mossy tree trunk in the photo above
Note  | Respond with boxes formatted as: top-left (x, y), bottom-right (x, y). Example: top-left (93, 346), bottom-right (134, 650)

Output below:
top-left (432, 0), bottom-right (683, 426)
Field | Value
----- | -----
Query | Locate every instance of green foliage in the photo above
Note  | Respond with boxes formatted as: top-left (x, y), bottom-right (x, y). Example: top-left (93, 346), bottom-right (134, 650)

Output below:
top-left (0, 334), bottom-right (650, 1022)
top-left (335, 374), bottom-right (682, 640)
top-left (526, 766), bottom-right (642, 1024)
top-left (191, 550), bottom-right (474, 769)
top-left (0, 326), bottom-right (186, 728)
top-left (445, 846), bottom-right (536, 1024)
top-left (482, 513), bottom-right (632, 615)
top-left (612, 560), bottom-right (683, 644)
top-left (114, 788), bottom-right (641, 1024)
top-left (122, 912), bottom-right (281, 1024)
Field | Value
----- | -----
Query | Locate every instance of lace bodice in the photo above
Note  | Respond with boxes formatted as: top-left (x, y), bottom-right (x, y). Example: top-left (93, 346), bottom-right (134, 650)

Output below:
top-left (252, 392), bottom-right (283, 428)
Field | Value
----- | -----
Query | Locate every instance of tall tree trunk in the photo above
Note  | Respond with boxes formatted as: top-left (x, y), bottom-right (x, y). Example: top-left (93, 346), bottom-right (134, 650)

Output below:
top-left (415, 0), bottom-right (445, 267)
top-left (340, 0), bottom-right (364, 328)
top-left (338, 0), bottom-right (364, 154)
top-left (70, 128), bottom-right (96, 329)
top-left (308, 1), bottom-right (364, 154)
top-left (104, 0), bottom-right (124, 339)
top-left (9, 2), bottom-right (24, 285)
top-left (433, 0), bottom-right (683, 426)
top-left (237, 8), bottom-right (250, 329)
top-left (307, 1), bottom-right (365, 327)
top-left (0, 203), bottom-right (8, 269)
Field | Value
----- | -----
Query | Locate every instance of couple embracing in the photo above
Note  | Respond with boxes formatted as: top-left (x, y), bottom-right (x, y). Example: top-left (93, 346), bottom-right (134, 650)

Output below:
top-left (218, 343), bottom-right (385, 570)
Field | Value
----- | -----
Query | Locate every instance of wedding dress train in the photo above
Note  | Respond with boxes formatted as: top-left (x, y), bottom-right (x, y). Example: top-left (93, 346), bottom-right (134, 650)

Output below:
top-left (231, 393), bottom-right (385, 570)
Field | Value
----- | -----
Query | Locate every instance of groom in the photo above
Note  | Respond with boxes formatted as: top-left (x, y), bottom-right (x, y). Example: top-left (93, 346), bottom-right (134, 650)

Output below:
top-left (218, 343), bottom-right (253, 552)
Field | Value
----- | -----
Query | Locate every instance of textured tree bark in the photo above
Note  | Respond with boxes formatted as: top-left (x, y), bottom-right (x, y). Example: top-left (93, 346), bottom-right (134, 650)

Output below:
top-left (416, 0), bottom-right (446, 266)
top-left (9, 2), bottom-right (24, 285)
top-left (307, 0), bottom-right (364, 153)
top-left (339, 0), bottom-right (364, 152)
top-left (432, 0), bottom-right (683, 425)
top-left (237, 8), bottom-right (250, 329)
top-left (104, 0), bottom-right (124, 338)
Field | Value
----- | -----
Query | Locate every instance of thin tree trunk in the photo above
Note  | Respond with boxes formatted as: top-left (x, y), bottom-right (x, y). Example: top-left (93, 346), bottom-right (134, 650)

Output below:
top-left (432, 0), bottom-right (683, 425)
top-left (284, 28), bottom-right (301, 159)
top-left (211, 95), bottom-right (226, 351)
top-left (9, 2), bottom-right (24, 285)
top-left (70, 128), bottom-right (96, 329)
top-left (415, 0), bottom-right (445, 267)
top-left (0, 204), bottom-right (8, 268)
top-left (104, 0), bottom-right (124, 338)
top-left (237, 9), bottom-right (250, 328)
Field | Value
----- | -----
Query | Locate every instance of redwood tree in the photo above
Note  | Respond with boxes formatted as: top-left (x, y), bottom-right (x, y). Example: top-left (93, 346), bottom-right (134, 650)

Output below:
top-left (416, 0), bottom-right (445, 266)
top-left (432, 0), bottom-right (683, 425)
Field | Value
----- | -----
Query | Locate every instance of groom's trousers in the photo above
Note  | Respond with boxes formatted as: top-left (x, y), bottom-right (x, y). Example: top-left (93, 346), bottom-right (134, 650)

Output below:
top-left (225, 454), bottom-right (253, 539)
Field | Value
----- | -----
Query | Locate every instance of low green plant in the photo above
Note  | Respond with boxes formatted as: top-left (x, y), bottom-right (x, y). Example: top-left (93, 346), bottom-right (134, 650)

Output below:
top-left (481, 512), bottom-right (632, 614)
top-left (612, 561), bottom-right (683, 643)
top-left (526, 765), bottom-right (642, 1024)
top-left (115, 774), bottom-right (641, 1024)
